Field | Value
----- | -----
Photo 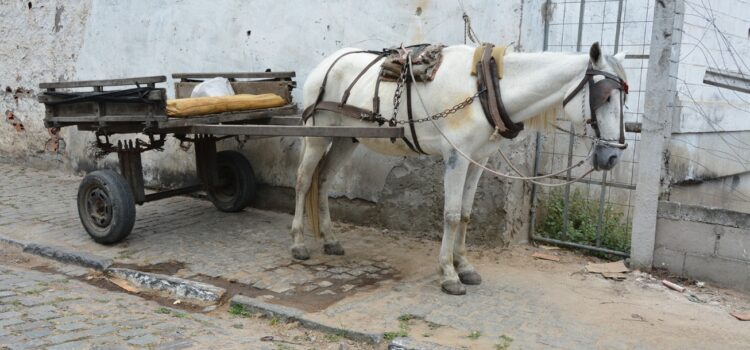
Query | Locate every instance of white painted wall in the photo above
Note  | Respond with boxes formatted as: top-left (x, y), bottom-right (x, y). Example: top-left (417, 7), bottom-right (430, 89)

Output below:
top-left (668, 0), bottom-right (750, 213)
top-left (0, 0), bottom-right (548, 243)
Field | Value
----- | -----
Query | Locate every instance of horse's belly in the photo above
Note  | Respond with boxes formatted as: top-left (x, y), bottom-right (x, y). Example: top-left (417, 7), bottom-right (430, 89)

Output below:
top-left (359, 138), bottom-right (419, 157)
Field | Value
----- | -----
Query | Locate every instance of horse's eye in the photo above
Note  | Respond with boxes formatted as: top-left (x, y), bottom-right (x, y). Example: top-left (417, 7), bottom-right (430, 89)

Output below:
top-left (606, 96), bottom-right (611, 103)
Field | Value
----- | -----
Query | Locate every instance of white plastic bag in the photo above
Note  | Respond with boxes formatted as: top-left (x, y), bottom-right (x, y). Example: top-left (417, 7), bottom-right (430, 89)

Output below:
top-left (190, 77), bottom-right (235, 97)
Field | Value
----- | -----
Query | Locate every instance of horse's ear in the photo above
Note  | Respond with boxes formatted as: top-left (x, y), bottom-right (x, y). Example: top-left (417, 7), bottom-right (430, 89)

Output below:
top-left (614, 51), bottom-right (627, 63)
top-left (589, 42), bottom-right (602, 65)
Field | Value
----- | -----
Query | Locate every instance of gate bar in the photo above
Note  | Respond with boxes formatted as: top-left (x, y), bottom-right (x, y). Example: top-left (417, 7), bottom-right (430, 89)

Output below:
top-left (531, 234), bottom-right (630, 257)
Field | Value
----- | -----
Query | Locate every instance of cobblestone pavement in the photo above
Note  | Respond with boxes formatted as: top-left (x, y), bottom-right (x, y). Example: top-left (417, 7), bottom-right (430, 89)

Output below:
top-left (3, 162), bottom-right (750, 349)
top-left (0, 246), bottom-right (370, 350)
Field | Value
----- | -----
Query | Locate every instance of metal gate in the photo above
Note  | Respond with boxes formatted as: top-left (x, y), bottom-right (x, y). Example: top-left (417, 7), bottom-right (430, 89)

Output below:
top-left (529, 0), bottom-right (655, 257)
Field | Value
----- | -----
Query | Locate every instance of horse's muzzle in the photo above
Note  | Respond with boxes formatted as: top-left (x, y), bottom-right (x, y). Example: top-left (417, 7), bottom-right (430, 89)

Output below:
top-left (592, 144), bottom-right (623, 171)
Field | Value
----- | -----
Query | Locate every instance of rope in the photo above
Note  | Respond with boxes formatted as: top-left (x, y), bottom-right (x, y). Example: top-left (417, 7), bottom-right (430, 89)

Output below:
top-left (406, 57), bottom-right (595, 187)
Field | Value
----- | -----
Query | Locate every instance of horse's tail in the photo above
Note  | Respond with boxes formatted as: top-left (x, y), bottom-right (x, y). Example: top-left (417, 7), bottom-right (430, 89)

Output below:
top-left (304, 163), bottom-right (322, 240)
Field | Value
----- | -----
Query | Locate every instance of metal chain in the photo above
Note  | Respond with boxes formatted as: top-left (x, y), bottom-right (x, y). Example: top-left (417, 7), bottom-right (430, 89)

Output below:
top-left (395, 89), bottom-right (484, 125)
top-left (463, 13), bottom-right (481, 44)
top-left (390, 62), bottom-right (409, 122)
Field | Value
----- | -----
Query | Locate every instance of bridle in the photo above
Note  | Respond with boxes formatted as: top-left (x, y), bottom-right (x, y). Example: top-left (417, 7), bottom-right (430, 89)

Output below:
top-left (563, 62), bottom-right (629, 149)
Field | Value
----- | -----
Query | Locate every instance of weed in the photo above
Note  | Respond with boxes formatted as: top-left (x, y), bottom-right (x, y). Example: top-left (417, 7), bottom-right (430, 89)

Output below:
top-left (269, 315), bottom-right (281, 326)
top-left (154, 307), bottom-right (171, 314)
top-left (398, 314), bottom-right (417, 322)
top-left (232, 323), bottom-right (243, 329)
top-left (537, 189), bottom-right (630, 254)
top-left (384, 316), bottom-right (411, 340)
top-left (228, 304), bottom-right (253, 318)
top-left (468, 330), bottom-right (481, 340)
top-left (23, 288), bottom-right (46, 295)
top-left (172, 312), bottom-right (189, 318)
top-left (495, 334), bottom-right (514, 350)
top-left (325, 333), bottom-right (342, 342)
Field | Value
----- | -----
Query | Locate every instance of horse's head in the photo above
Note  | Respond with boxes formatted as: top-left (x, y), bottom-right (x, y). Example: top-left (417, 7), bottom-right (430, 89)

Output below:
top-left (563, 42), bottom-right (628, 171)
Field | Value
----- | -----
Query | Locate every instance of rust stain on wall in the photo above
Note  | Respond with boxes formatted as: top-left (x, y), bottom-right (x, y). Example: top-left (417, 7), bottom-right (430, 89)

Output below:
top-left (5, 110), bottom-right (25, 132)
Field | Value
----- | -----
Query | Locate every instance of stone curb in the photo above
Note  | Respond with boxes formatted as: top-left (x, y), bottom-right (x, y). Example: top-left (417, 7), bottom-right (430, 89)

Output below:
top-left (23, 243), bottom-right (113, 270)
top-left (0, 235), bottom-right (27, 249)
top-left (230, 295), bottom-right (383, 344)
top-left (106, 267), bottom-right (226, 303)
top-left (388, 337), bottom-right (460, 350)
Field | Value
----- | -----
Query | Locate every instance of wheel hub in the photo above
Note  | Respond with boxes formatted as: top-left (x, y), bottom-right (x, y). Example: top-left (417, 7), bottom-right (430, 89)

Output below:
top-left (86, 188), bottom-right (113, 228)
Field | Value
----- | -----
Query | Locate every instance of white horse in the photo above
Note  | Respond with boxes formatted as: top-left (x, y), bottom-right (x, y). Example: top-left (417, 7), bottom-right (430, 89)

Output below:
top-left (290, 43), bottom-right (628, 295)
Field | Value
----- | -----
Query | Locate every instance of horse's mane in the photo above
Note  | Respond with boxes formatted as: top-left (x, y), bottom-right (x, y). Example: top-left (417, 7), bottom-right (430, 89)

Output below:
top-left (525, 106), bottom-right (559, 131)
top-left (525, 54), bottom-right (626, 132)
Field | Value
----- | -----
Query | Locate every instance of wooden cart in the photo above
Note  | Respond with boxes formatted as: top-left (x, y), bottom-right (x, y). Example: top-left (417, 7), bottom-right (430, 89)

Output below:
top-left (40, 72), bottom-right (403, 244)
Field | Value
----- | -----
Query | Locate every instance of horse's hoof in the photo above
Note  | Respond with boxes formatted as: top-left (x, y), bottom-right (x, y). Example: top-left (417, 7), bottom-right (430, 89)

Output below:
top-left (441, 280), bottom-right (466, 295)
top-left (291, 245), bottom-right (310, 260)
top-left (458, 270), bottom-right (482, 285)
top-left (323, 242), bottom-right (345, 256)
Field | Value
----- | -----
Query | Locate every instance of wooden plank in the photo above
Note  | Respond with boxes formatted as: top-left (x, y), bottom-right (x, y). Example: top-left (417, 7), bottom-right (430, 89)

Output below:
top-left (190, 124), bottom-right (404, 138)
top-left (157, 105), bottom-right (298, 128)
top-left (46, 115), bottom-right (167, 123)
top-left (38, 89), bottom-right (165, 103)
top-left (39, 76), bottom-right (166, 89)
top-left (172, 72), bottom-right (295, 80)
top-left (174, 81), bottom-right (292, 101)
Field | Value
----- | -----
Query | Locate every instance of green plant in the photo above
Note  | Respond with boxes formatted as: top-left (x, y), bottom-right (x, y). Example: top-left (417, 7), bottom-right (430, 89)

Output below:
top-left (384, 316), bottom-right (411, 340)
top-left (228, 304), bottom-right (253, 318)
top-left (468, 330), bottom-right (481, 340)
top-left (269, 315), bottom-right (281, 326)
top-left (495, 334), bottom-right (514, 349)
top-left (537, 189), bottom-right (630, 254)
top-left (155, 307), bottom-right (171, 314)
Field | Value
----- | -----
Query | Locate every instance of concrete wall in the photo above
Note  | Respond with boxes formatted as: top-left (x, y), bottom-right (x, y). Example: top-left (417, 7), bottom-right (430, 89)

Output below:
top-left (0, 0), bottom-right (549, 245)
top-left (666, 0), bottom-right (750, 212)
top-left (655, 201), bottom-right (750, 291)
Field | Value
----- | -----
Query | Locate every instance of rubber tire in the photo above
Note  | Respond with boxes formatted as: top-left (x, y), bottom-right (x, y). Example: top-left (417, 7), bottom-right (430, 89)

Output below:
top-left (77, 169), bottom-right (136, 245)
top-left (207, 150), bottom-right (256, 212)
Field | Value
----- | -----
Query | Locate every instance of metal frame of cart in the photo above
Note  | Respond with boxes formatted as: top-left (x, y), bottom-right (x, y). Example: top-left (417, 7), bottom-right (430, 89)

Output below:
top-left (39, 72), bottom-right (403, 244)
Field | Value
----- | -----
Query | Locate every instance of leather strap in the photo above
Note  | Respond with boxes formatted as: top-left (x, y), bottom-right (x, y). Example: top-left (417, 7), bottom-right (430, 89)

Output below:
top-left (302, 101), bottom-right (377, 123)
top-left (341, 52), bottom-right (388, 106)
top-left (302, 50), bottom-right (379, 124)
top-left (475, 44), bottom-right (524, 139)
top-left (405, 80), bottom-right (427, 154)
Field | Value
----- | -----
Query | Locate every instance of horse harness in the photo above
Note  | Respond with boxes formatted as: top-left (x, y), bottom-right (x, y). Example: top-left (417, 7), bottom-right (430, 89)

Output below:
top-left (562, 62), bottom-right (629, 149)
top-left (301, 43), bottom-right (524, 155)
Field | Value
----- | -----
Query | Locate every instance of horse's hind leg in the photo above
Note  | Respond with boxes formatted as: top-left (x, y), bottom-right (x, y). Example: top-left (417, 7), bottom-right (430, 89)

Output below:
top-left (439, 150), bottom-right (471, 295)
top-left (290, 137), bottom-right (329, 260)
top-left (453, 157), bottom-right (488, 285)
top-left (317, 137), bottom-right (359, 255)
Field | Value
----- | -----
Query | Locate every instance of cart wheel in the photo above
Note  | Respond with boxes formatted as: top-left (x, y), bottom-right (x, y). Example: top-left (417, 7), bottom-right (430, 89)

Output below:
top-left (77, 169), bottom-right (136, 244)
top-left (207, 150), bottom-right (256, 212)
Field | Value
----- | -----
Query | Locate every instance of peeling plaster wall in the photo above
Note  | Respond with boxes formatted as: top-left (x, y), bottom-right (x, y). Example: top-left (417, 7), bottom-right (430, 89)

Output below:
top-left (1, 0), bottom-right (545, 245)
top-left (0, 0), bottom-right (91, 168)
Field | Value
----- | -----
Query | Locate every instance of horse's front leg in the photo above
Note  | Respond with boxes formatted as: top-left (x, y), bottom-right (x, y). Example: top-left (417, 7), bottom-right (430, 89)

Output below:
top-left (439, 150), bottom-right (471, 295)
top-left (453, 157), bottom-right (488, 285)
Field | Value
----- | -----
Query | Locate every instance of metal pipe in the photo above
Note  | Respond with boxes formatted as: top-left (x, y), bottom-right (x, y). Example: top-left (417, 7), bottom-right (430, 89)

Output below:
top-left (144, 184), bottom-right (203, 203)
top-left (596, 171), bottom-right (608, 247)
top-left (528, 132), bottom-right (544, 241)
top-left (613, 0), bottom-right (625, 53)
top-left (561, 125), bottom-right (576, 240)
top-left (531, 234), bottom-right (630, 257)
